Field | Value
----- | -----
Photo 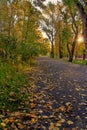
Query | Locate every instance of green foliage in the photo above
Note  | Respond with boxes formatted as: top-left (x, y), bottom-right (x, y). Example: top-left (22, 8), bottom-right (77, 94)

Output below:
top-left (84, 6), bottom-right (87, 14)
top-left (0, 62), bottom-right (27, 111)
top-left (62, 28), bottom-right (72, 43)
top-left (18, 42), bottom-right (40, 62)
top-left (0, 0), bottom-right (50, 114)
top-left (63, 0), bottom-right (76, 7)
top-left (72, 59), bottom-right (87, 65)
top-left (0, 36), bottom-right (18, 62)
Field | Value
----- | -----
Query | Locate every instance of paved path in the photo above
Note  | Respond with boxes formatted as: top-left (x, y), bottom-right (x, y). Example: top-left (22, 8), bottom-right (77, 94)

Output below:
top-left (27, 57), bottom-right (87, 130)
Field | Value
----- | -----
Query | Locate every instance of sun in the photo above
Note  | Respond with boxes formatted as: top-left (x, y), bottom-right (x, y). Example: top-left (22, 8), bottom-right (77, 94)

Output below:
top-left (77, 35), bottom-right (84, 43)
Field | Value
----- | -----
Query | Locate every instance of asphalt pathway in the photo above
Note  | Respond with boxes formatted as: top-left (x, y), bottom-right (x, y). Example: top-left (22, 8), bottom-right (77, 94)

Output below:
top-left (27, 57), bottom-right (87, 130)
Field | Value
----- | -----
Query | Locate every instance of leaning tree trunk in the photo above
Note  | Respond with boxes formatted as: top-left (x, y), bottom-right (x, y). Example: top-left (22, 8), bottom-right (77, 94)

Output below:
top-left (67, 33), bottom-right (78, 62)
top-left (82, 14), bottom-right (87, 53)
top-left (76, 3), bottom-right (87, 63)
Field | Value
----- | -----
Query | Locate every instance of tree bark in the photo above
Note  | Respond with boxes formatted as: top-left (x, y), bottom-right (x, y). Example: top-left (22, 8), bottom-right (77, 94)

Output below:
top-left (51, 41), bottom-right (54, 58)
top-left (76, 2), bottom-right (87, 54)
top-left (67, 33), bottom-right (78, 62)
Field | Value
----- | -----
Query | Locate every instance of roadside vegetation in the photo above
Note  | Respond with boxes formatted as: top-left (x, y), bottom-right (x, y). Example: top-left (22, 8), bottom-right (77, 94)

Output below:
top-left (0, 0), bottom-right (87, 129)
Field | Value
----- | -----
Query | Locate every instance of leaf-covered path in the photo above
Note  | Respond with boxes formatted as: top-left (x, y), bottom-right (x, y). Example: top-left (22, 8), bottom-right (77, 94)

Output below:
top-left (27, 57), bottom-right (87, 130)
top-left (1, 57), bottom-right (87, 130)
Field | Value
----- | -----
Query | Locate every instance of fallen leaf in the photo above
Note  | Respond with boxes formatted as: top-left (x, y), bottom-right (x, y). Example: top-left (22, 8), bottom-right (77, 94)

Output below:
top-left (31, 118), bottom-right (36, 123)
top-left (30, 103), bottom-right (36, 108)
top-left (9, 92), bottom-right (16, 97)
top-left (18, 123), bottom-right (24, 129)
top-left (53, 127), bottom-right (59, 130)
top-left (1, 122), bottom-right (6, 127)
top-left (60, 119), bottom-right (65, 123)
top-left (42, 115), bottom-right (48, 119)
top-left (9, 117), bottom-right (14, 123)
top-left (67, 120), bottom-right (73, 125)
top-left (59, 106), bottom-right (66, 112)
top-left (65, 102), bottom-right (71, 106)
top-left (3, 118), bottom-right (9, 124)
top-left (56, 122), bottom-right (61, 127)
top-left (49, 123), bottom-right (55, 130)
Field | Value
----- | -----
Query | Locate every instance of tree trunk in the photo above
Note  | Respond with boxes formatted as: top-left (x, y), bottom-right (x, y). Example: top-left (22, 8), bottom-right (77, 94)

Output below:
top-left (51, 42), bottom-right (54, 58)
top-left (76, 3), bottom-right (87, 63)
top-left (59, 46), bottom-right (62, 58)
top-left (82, 16), bottom-right (87, 51)
top-left (83, 54), bottom-right (86, 60)
top-left (59, 40), bottom-right (62, 59)
top-left (67, 30), bottom-right (78, 62)
top-left (67, 43), bottom-right (73, 62)
top-left (69, 55), bottom-right (73, 62)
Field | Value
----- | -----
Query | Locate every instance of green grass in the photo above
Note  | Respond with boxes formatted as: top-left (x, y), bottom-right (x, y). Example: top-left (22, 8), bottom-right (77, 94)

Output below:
top-left (72, 59), bottom-right (87, 65)
top-left (59, 57), bottom-right (87, 65)
top-left (0, 62), bottom-right (29, 112)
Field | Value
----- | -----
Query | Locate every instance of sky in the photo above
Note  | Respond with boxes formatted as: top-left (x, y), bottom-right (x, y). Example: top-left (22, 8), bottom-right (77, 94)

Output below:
top-left (41, 0), bottom-right (59, 38)
top-left (44, 0), bottom-right (58, 5)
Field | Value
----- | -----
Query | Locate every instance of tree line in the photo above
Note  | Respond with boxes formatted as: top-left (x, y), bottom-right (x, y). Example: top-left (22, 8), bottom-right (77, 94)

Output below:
top-left (0, 0), bottom-right (50, 111)
top-left (40, 0), bottom-right (87, 62)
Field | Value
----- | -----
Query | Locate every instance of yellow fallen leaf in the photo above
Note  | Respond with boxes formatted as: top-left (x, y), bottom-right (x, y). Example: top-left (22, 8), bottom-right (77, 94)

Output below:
top-left (42, 115), bottom-right (48, 119)
top-left (59, 106), bottom-right (66, 112)
top-left (56, 122), bottom-right (61, 127)
top-left (3, 118), bottom-right (9, 124)
top-left (3, 128), bottom-right (8, 130)
top-left (60, 119), bottom-right (65, 123)
top-left (30, 99), bottom-right (33, 103)
top-left (31, 118), bottom-right (36, 123)
top-left (65, 102), bottom-right (71, 106)
top-left (9, 117), bottom-right (14, 123)
top-left (30, 103), bottom-right (36, 108)
top-left (67, 120), bottom-right (73, 125)
top-left (27, 113), bottom-right (36, 118)
top-left (14, 111), bottom-right (21, 117)
top-left (49, 123), bottom-right (55, 130)
top-left (1, 122), bottom-right (6, 127)
top-left (75, 88), bottom-right (80, 91)
top-left (18, 123), bottom-right (24, 129)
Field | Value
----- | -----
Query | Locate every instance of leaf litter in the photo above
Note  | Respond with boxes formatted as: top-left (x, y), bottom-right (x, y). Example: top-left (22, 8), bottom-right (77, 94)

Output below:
top-left (0, 57), bottom-right (87, 130)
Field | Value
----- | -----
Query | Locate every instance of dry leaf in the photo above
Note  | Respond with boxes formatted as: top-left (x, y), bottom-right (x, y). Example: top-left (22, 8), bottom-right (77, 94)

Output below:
top-left (1, 122), bottom-right (6, 127)
top-left (31, 118), bottom-right (36, 123)
top-left (49, 123), bottom-right (55, 130)
top-left (60, 119), bottom-right (65, 123)
top-left (18, 123), bottom-right (24, 129)
top-left (9, 117), bottom-right (14, 123)
top-left (65, 102), bottom-right (71, 106)
top-left (42, 115), bottom-right (48, 119)
top-left (67, 120), bottom-right (73, 125)
top-left (59, 106), bottom-right (66, 112)
top-left (30, 103), bottom-right (36, 108)
top-left (56, 122), bottom-right (61, 127)
top-left (3, 118), bottom-right (9, 124)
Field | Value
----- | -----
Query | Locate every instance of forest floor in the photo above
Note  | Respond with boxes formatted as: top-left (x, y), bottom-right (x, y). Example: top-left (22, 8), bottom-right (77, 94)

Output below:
top-left (1, 56), bottom-right (87, 130)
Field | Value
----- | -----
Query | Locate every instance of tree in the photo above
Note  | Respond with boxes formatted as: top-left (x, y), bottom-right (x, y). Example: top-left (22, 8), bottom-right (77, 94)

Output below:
top-left (62, 0), bottom-right (82, 62)
top-left (63, 0), bottom-right (87, 62)
top-left (54, 3), bottom-right (64, 59)
top-left (40, 3), bottom-right (56, 58)
top-left (76, 0), bottom-right (87, 52)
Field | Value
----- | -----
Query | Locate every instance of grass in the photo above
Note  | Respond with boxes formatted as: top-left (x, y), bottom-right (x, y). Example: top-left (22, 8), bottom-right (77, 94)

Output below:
top-left (58, 57), bottom-right (87, 65)
top-left (72, 59), bottom-right (87, 65)
top-left (0, 62), bottom-right (29, 112)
